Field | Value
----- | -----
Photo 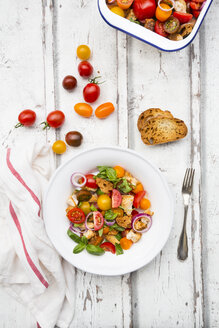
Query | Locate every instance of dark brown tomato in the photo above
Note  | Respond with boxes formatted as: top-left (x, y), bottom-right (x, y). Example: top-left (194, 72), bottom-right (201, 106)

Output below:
top-left (65, 131), bottom-right (83, 147)
top-left (62, 75), bottom-right (77, 90)
top-left (164, 16), bottom-right (180, 34)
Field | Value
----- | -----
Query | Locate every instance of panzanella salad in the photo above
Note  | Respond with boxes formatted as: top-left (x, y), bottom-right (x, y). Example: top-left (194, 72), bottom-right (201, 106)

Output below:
top-left (107, 0), bottom-right (206, 41)
top-left (66, 165), bottom-right (154, 256)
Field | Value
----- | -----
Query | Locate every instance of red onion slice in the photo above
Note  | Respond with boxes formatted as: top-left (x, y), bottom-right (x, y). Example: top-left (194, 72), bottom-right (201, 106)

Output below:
top-left (104, 219), bottom-right (116, 226)
top-left (85, 212), bottom-right (95, 231)
top-left (69, 224), bottom-right (81, 236)
top-left (158, 0), bottom-right (175, 11)
top-left (131, 213), bottom-right (152, 233)
top-left (70, 172), bottom-right (86, 188)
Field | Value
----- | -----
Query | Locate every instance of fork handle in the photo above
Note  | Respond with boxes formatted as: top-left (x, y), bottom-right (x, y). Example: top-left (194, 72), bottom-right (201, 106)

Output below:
top-left (177, 205), bottom-right (188, 261)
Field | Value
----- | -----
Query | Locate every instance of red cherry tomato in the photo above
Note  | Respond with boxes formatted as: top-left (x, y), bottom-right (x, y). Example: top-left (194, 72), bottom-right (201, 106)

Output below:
top-left (83, 77), bottom-right (101, 103)
top-left (131, 209), bottom-right (139, 217)
top-left (173, 12), bottom-right (193, 24)
top-left (192, 9), bottom-right (200, 18)
top-left (67, 208), bottom-right (85, 224)
top-left (154, 20), bottom-right (168, 37)
top-left (190, 1), bottom-right (201, 10)
top-left (100, 242), bottom-right (116, 254)
top-left (133, 0), bottom-right (156, 20)
top-left (85, 174), bottom-right (98, 189)
top-left (42, 110), bottom-right (65, 129)
top-left (112, 189), bottom-right (122, 208)
top-left (78, 61), bottom-right (93, 78)
top-left (117, 0), bottom-right (134, 9)
top-left (133, 191), bottom-right (146, 208)
top-left (93, 211), bottom-right (104, 231)
top-left (16, 110), bottom-right (36, 127)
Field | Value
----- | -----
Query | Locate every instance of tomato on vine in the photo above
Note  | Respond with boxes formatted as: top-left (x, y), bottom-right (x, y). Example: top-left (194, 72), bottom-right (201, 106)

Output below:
top-left (41, 110), bottom-right (65, 129)
top-left (15, 110), bottom-right (36, 128)
top-left (83, 76), bottom-right (104, 103)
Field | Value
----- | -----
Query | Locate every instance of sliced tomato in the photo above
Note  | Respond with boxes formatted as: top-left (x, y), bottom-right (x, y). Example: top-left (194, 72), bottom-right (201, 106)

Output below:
top-left (133, 191), bottom-right (146, 208)
top-left (190, 1), bottom-right (201, 10)
top-left (173, 12), bottom-right (193, 24)
top-left (85, 174), bottom-right (98, 189)
top-left (112, 189), bottom-right (122, 208)
top-left (192, 9), bottom-right (200, 18)
top-left (154, 21), bottom-right (168, 37)
top-left (117, 0), bottom-right (134, 9)
top-left (131, 209), bottom-right (139, 217)
top-left (100, 242), bottom-right (116, 254)
top-left (93, 211), bottom-right (104, 231)
top-left (67, 208), bottom-right (85, 224)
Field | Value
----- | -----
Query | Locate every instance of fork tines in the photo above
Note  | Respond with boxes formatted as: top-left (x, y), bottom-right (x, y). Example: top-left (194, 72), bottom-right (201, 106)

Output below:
top-left (182, 168), bottom-right (195, 193)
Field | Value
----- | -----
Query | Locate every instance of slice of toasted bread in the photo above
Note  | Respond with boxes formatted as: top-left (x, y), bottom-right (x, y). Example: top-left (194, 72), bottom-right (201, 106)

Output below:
top-left (137, 108), bottom-right (173, 132)
top-left (141, 117), bottom-right (188, 145)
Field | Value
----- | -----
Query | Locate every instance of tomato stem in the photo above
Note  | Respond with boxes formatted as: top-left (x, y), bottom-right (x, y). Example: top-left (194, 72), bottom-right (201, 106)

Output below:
top-left (40, 122), bottom-right (50, 130)
top-left (89, 76), bottom-right (105, 85)
top-left (15, 122), bottom-right (23, 128)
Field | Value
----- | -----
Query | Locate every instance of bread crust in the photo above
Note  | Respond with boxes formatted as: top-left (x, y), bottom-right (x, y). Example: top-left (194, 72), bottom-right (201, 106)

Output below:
top-left (137, 108), bottom-right (173, 132)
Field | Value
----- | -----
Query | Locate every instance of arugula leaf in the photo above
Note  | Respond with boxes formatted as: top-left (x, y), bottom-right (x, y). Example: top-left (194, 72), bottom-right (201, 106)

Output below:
top-left (117, 178), bottom-right (132, 194)
top-left (90, 204), bottom-right (98, 211)
top-left (104, 209), bottom-right (118, 221)
top-left (115, 243), bottom-right (124, 255)
top-left (98, 228), bottom-right (104, 237)
top-left (110, 223), bottom-right (125, 232)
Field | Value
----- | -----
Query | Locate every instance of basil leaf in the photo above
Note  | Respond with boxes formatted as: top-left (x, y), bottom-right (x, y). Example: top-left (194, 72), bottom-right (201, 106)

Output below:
top-left (74, 223), bottom-right (83, 227)
top-left (104, 209), bottom-right (118, 221)
top-left (90, 204), bottom-right (98, 211)
top-left (73, 243), bottom-right (86, 254)
top-left (97, 189), bottom-right (105, 195)
top-left (86, 244), bottom-right (105, 256)
top-left (115, 243), bottom-right (124, 255)
top-left (98, 228), bottom-right (104, 237)
top-left (115, 233), bottom-right (122, 241)
top-left (97, 166), bottom-right (109, 172)
top-left (81, 236), bottom-right (88, 245)
top-left (106, 167), bottom-right (117, 181)
top-left (110, 224), bottom-right (125, 232)
top-left (67, 229), bottom-right (81, 243)
top-left (117, 178), bottom-right (132, 194)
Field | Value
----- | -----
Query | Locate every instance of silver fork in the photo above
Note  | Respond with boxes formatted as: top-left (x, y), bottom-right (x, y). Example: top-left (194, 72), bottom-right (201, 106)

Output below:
top-left (177, 168), bottom-right (195, 261)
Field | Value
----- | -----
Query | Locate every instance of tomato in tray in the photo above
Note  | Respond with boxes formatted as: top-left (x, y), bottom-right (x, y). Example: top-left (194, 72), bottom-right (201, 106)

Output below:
top-left (173, 12), bottom-right (193, 24)
top-left (117, 0), bottom-right (134, 9)
top-left (133, 0), bottom-right (156, 20)
top-left (154, 21), bottom-right (168, 37)
top-left (67, 208), bottom-right (85, 224)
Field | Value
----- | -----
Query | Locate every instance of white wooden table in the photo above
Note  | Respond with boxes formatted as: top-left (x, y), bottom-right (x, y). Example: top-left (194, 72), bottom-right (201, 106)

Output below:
top-left (0, 0), bottom-right (218, 327)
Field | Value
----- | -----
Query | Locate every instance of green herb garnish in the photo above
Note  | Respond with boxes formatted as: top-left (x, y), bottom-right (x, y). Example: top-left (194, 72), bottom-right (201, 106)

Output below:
top-left (117, 178), bottom-right (132, 194)
top-left (104, 209), bottom-right (118, 221)
top-left (115, 243), bottom-right (124, 255)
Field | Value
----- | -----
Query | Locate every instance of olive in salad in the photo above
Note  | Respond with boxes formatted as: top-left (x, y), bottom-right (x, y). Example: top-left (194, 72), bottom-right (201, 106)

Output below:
top-left (66, 166), bottom-right (153, 256)
top-left (106, 0), bottom-right (206, 41)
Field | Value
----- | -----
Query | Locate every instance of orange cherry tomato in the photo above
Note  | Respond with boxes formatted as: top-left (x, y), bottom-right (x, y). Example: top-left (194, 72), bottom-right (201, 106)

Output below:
top-left (120, 237), bottom-right (133, 250)
top-left (114, 166), bottom-right (125, 178)
top-left (155, 3), bottom-right (172, 22)
top-left (140, 198), bottom-right (151, 210)
top-left (74, 103), bottom-right (93, 118)
top-left (117, 0), bottom-right (134, 10)
top-left (133, 182), bottom-right (144, 194)
top-left (95, 102), bottom-right (115, 119)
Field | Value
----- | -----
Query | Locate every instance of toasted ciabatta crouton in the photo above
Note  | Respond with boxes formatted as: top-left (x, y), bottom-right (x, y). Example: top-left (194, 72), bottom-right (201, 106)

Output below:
top-left (116, 216), bottom-right (132, 229)
top-left (126, 229), bottom-right (142, 243)
top-left (96, 177), bottom-right (113, 193)
top-left (105, 235), bottom-right (120, 245)
top-left (121, 195), bottom-right (134, 216)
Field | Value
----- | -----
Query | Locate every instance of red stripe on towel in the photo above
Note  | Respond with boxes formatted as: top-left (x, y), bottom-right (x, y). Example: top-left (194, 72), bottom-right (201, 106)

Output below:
top-left (6, 148), bottom-right (41, 216)
top-left (9, 202), bottom-right (49, 288)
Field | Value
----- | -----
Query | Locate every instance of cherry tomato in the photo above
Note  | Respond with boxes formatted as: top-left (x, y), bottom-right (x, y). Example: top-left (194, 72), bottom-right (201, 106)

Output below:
top-left (74, 103), bottom-right (93, 118)
top-left (85, 174), bottom-right (98, 189)
top-left (140, 198), bottom-right (151, 210)
top-left (155, 3), bottom-right (172, 22)
top-left (154, 20), bottom-right (168, 37)
top-left (131, 209), bottom-right (139, 217)
top-left (42, 110), bottom-right (65, 129)
top-left (114, 166), bottom-right (125, 178)
top-left (79, 202), bottom-right (91, 215)
top-left (164, 16), bottom-right (180, 34)
top-left (52, 140), bottom-right (67, 154)
top-left (112, 189), bottom-right (122, 208)
top-left (117, 0), bottom-right (134, 9)
top-left (133, 191), bottom-right (146, 208)
top-left (16, 110), bottom-right (36, 128)
top-left (110, 6), bottom-right (125, 17)
top-left (67, 207), bottom-right (85, 224)
top-left (95, 102), bottom-right (115, 119)
top-left (93, 211), bottom-right (104, 231)
top-left (190, 1), bottom-right (201, 10)
top-left (120, 237), bottom-right (133, 250)
top-left (78, 61), bottom-right (93, 78)
top-left (173, 12), bottom-right (193, 23)
top-left (62, 75), bottom-right (77, 91)
top-left (65, 131), bottom-right (83, 147)
top-left (77, 45), bottom-right (91, 60)
top-left (192, 9), bottom-right (200, 18)
top-left (83, 77), bottom-right (101, 103)
top-left (100, 242), bottom-right (116, 254)
top-left (97, 194), bottom-right (112, 211)
top-left (133, 0), bottom-right (156, 20)
top-left (133, 182), bottom-right (144, 194)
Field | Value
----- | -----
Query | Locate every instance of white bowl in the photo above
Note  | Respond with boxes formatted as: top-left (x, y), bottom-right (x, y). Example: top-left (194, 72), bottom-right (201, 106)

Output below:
top-left (98, 0), bottom-right (213, 52)
top-left (44, 147), bottom-right (174, 276)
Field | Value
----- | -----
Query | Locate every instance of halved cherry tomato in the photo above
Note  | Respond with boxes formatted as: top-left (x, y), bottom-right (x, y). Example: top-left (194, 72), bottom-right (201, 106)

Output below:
top-left (133, 191), bottom-right (146, 208)
top-left (120, 237), bottom-right (133, 250)
top-left (78, 61), bottom-right (93, 78)
top-left (164, 16), bottom-right (180, 34)
top-left (133, 0), bottom-right (156, 20)
top-left (173, 12), bottom-right (193, 24)
top-left (131, 209), bottom-right (139, 217)
top-left (155, 3), bottom-right (172, 22)
top-left (117, 0), bottom-right (134, 10)
top-left (93, 211), bottom-right (104, 231)
top-left (112, 189), bottom-right (122, 208)
top-left (74, 103), bottom-right (93, 117)
top-left (16, 110), bottom-right (36, 128)
top-left (140, 198), bottom-right (151, 210)
top-left (95, 102), bottom-right (115, 119)
top-left (192, 9), bottom-right (200, 18)
top-left (85, 174), bottom-right (98, 189)
top-left (100, 242), bottom-right (116, 254)
top-left (110, 6), bottom-right (125, 17)
top-left (190, 2), bottom-right (201, 10)
top-left (154, 20), bottom-right (168, 37)
top-left (114, 166), bottom-right (125, 178)
top-left (133, 182), bottom-right (144, 194)
top-left (67, 207), bottom-right (85, 223)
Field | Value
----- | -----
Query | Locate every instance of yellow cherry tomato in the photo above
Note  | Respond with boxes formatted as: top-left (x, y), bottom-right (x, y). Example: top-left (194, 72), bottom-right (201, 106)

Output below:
top-left (97, 194), bottom-right (112, 211)
top-left (155, 3), bottom-right (172, 22)
top-left (110, 6), bottom-right (125, 17)
top-left (77, 45), bottom-right (91, 60)
top-left (133, 182), bottom-right (144, 194)
top-left (52, 140), bottom-right (67, 154)
top-left (114, 165), bottom-right (125, 178)
top-left (140, 198), bottom-right (151, 210)
top-left (74, 103), bottom-right (93, 118)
